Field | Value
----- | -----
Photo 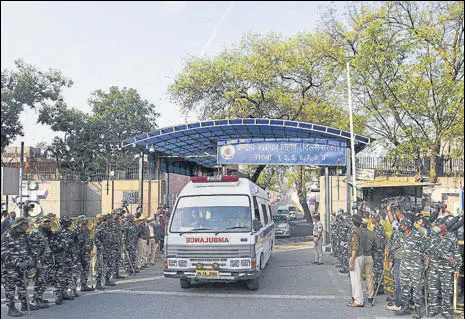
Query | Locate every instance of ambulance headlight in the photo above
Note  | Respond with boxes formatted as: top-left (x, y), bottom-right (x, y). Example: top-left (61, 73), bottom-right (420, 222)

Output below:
top-left (230, 260), bottom-right (239, 267)
top-left (168, 260), bottom-right (177, 267)
top-left (241, 260), bottom-right (251, 267)
top-left (178, 260), bottom-right (187, 268)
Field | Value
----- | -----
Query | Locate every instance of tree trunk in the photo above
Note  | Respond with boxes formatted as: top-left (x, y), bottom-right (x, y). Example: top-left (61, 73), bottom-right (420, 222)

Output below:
top-left (296, 167), bottom-right (312, 223)
top-left (429, 143), bottom-right (441, 183)
top-left (298, 190), bottom-right (313, 223)
top-left (250, 165), bottom-right (266, 183)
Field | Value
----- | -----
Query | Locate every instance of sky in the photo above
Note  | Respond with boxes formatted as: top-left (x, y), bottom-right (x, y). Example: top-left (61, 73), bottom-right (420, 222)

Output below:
top-left (1, 1), bottom-right (348, 147)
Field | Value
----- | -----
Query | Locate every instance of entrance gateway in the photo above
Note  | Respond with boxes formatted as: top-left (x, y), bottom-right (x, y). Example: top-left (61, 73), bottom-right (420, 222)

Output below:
top-left (122, 118), bottom-right (374, 244)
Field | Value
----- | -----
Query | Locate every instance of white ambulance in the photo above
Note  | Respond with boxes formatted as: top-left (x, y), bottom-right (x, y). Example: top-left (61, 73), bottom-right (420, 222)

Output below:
top-left (163, 175), bottom-right (274, 290)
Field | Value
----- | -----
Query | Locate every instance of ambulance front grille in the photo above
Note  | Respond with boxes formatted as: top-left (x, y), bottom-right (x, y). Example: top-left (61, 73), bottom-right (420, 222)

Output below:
top-left (167, 245), bottom-right (252, 258)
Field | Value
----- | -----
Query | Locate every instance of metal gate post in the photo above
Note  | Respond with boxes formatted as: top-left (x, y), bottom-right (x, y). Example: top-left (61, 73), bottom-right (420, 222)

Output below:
top-left (325, 166), bottom-right (330, 245)
top-left (138, 150), bottom-right (144, 216)
top-left (346, 147), bottom-right (351, 214)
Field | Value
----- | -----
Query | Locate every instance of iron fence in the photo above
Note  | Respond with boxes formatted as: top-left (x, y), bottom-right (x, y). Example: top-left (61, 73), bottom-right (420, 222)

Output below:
top-left (356, 156), bottom-right (464, 177)
top-left (3, 156), bottom-right (463, 181)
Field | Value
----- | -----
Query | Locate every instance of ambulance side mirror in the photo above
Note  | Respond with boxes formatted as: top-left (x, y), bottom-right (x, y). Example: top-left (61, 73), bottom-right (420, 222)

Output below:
top-left (252, 219), bottom-right (262, 232)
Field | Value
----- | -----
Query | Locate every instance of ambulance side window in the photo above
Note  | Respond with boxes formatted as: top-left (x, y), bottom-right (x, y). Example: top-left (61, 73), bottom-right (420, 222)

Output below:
top-left (253, 197), bottom-right (261, 222)
top-left (261, 204), bottom-right (269, 225)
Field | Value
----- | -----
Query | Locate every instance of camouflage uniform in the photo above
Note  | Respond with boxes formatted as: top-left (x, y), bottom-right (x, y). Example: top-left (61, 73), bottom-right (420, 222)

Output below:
top-left (109, 217), bottom-right (123, 278)
top-left (123, 218), bottom-right (138, 274)
top-left (55, 221), bottom-right (75, 297)
top-left (399, 226), bottom-right (427, 317)
top-left (94, 219), bottom-right (111, 284)
top-left (73, 223), bottom-right (92, 286)
top-left (387, 225), bottom-right (404, 308)
top-left (1, 222), bottom-right (33, 309)
top-left (29, 224), bottom-right (54, 306)
top-left (339, 216), bottom-right (352, 273)
top-left (426, 228), bottom-right (462, 317)
top-left (330, 217), bottom-right (339, 258)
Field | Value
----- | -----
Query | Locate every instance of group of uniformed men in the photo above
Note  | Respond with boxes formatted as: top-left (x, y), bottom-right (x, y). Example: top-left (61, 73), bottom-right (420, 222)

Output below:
top-left (330, 202), bottom-right (463, 318)
top-left (1, 207), bottom-right (169, 317)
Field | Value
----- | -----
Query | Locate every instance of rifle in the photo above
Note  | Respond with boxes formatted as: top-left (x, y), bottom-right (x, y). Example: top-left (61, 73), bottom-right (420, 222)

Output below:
top-left (371, 268), bottom-right (385, 306)
top-left (124, 244), bottom-right (136, 275)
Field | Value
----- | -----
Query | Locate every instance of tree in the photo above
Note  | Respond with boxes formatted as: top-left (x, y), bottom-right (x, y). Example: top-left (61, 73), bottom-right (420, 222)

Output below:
top-left (38, 86), bottom-right (159, 178)
top-left (319, 1), bottom-right (464, 181)
top-left (89, 86), bottom-right (160, 167)
top-left (168, 32), bottom-right (367, 216)
top-left (1, 60), bottom-right (72, 152)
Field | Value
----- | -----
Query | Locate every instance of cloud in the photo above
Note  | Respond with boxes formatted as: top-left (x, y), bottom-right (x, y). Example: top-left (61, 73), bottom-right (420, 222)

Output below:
top-left (159, 1), bottom-right (187, 13)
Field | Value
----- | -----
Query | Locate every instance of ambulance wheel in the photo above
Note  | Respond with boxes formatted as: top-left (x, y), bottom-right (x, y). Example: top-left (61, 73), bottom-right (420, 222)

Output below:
top-left (180, 278), bottom-right (191, 289)
top-left (246, 277), bottom-right (259, 290)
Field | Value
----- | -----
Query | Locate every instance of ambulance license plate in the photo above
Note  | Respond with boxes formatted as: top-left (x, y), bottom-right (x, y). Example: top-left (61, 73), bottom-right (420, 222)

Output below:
top-left (195, 270), bottom-right (219, 277)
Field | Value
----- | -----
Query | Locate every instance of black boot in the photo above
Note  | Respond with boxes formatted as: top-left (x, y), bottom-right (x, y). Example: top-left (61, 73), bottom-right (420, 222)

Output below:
top-left (55, 292), bottom-right (63, 305)
top-left (95, 280), bottom-right (105, 290)
top-left (80, 283), bottom-right (95, 291)
top-left (34, 297), bottom-right (49, 309)
top-left (394, 305), bottom-right (410, 316)
top-left (20, 302), bottom-right (40, 311)
top-left (105, 278), bottom-right (116, 286)
top-left (7, 303), bottom-right (23, 317)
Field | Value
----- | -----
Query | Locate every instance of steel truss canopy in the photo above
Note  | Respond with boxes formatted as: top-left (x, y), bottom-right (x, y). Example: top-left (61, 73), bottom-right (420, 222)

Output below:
top-left (121, 118), bottom-right (374, 176)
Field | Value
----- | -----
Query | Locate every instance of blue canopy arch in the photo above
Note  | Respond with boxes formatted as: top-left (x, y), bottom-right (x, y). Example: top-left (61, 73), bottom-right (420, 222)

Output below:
top-left (122, 118), bottom-right (374, 175)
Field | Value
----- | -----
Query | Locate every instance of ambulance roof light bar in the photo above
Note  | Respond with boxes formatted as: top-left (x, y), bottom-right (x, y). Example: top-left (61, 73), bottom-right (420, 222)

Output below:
top-left (192, 175), bottom-right (239, 183)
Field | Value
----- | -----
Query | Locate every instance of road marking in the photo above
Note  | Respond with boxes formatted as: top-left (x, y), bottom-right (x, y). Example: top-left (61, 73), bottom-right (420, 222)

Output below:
top-left (105, 289), bottom-right (338, 300)
top-left (114, 275), bottom-right (164, 285)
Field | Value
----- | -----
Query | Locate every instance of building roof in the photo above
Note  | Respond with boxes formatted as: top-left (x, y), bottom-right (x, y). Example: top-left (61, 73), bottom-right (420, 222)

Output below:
top-left (122, 118), bottom-right (374, 175)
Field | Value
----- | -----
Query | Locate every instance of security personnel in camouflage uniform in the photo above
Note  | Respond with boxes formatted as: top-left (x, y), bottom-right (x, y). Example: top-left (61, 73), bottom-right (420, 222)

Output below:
top-left (73, 215), bottom-right (94, 292)
top-left (330, 211), bottom-right (340, 259)
top-left (334, 212), bottom-right (344, 267)
top-left (110, 211), bottom-right (125, 279)
top-left (123, 214), bottom-right (138, 275)
top-left (426, 217), bottom-right (462, 318)
top-left (28, 216), bottom-right (52, 309)
top-left (371, 212), bottom-right (386, 294)
top-left (396, 218), bottom-right (427, 318)
top-left (94, 214), bottom-right (115, 289)
top-left (1, 217), bottom-right (39, 316)
top-left (339, 213), bottom-right (352, 273)
top-left (55, 215), bottom-right (76, 301)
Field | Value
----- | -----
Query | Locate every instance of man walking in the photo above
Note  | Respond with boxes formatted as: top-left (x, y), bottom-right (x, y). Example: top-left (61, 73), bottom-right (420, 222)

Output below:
top-left (312, 215), bottom-right (324, 265)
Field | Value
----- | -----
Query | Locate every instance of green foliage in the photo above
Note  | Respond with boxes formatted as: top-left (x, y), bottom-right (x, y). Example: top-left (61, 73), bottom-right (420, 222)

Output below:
top-left (38, 86), bottom-right (159, 178)
top-left (320, 1), bottom-right (464, 176)
top-left (168, 32), bottom-right (366, 133)
top-left (1, 60), bottom-right (73, 152)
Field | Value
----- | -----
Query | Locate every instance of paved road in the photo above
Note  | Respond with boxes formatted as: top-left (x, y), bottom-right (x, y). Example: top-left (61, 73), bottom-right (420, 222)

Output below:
top-left (1, 229), bottom-right (405, 319)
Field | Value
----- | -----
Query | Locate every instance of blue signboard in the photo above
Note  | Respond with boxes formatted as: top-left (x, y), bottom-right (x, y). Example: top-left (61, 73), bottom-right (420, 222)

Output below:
top-left (217, 139), bottom-right (346, 166)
